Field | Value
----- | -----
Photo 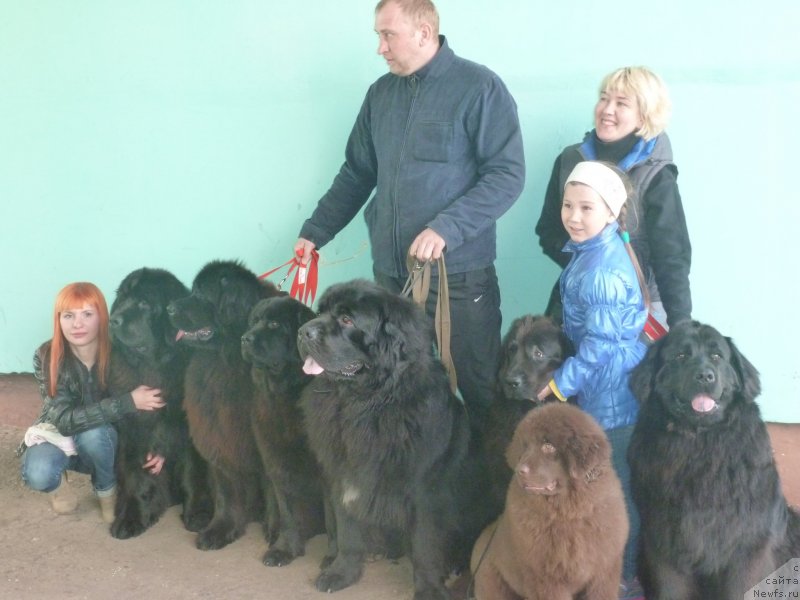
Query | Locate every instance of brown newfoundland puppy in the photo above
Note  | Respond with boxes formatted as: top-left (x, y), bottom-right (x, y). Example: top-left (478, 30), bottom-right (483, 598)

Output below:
top-left (167, 260), bottom-right (280, 550)
top-left (241, 295), bottom-right (324, 567)
top-left (297, 279), bottom-right (490, 600)
top-left (628, 320), bottom-right (800, 599)
top-left (471, 402), bottom-right (628, 600)
top-left (483, 314), bottom-right (571, 518)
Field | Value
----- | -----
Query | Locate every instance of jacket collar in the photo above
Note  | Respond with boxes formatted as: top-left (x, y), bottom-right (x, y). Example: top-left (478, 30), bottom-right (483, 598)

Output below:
top-left (411, 35), bottom-right (453, 81)
top-left (580, 131), bottom-right (660, 171)
top-left (563, 221), bottom-right (620, 254)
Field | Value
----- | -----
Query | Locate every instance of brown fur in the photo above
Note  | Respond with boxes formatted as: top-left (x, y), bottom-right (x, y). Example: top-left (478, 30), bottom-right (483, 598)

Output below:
top-left (471, 403), bottom-right (628, 600)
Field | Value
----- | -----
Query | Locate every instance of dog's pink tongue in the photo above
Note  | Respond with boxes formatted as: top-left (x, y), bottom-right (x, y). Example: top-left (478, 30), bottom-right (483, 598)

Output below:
top-left (175, 330), bottom-right (185, 342)
top-left (691, 394), bottom-right (717, 413)
top-left (303, 356), bottom-right (325, 376)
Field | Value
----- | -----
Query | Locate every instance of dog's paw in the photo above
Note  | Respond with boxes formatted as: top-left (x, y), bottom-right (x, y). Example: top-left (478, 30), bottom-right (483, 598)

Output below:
top-left (315, 561), bottom-right (363, 593)
top-left (262, 547), bottom-right (299, 567)
top-left (195, 522), bottom-right (243, 550)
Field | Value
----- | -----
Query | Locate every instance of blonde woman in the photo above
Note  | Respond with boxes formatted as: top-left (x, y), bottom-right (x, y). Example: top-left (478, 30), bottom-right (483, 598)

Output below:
top-left (536, 66), bottom-right (692, 334)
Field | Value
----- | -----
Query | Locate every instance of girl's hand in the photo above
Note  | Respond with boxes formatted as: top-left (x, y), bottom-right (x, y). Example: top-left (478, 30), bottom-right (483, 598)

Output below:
top-left (536, 384), bottom-right (551, 402)
top-left (131, 386), bottom-right (165, 411)
top-left (142, 452), bottom-right (165, 475)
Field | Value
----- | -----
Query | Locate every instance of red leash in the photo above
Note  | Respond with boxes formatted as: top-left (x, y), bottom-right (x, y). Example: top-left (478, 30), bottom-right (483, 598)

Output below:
top-left (642, 312), bottom-right (668, 342)
top-left (259, 249), bottom-right (319, 306)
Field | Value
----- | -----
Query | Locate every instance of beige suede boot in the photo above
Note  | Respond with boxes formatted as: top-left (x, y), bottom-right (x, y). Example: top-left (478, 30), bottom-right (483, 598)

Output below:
top-left (97, 487), bottom-right (117, 524)
top-left (49, 473), bottom-right (78, 514)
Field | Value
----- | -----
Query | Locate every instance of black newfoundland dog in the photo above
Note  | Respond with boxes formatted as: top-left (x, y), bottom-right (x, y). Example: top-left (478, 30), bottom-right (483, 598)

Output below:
top-left (297, 279), bottom-right (490, 600)
top-left (483, 314), bottom-right (571, 517)
top-left (108, 267), bottom-right (212, 539)
top-left (167, 260), bottom-right (280, 550)
top-left (241, 295), bottom-right (324, 567)
top-left (629, 320), bottom-right (800, 599)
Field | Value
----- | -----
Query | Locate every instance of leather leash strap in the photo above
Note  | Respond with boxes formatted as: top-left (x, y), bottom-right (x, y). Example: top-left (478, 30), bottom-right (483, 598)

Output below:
top-left (402, 256), bottom-right (458, 394)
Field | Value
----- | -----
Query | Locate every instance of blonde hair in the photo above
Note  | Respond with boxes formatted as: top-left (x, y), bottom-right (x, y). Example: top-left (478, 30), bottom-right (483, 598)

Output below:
top-left (48, 282), bottom-right (110, 397)
top-left (599, 66), bottom-right (671, 141)
top-left (375, 0), bottom-right (440, 37)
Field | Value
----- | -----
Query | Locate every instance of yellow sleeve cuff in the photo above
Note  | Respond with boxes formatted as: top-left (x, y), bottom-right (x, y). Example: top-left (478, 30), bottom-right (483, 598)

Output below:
top-left (548, 379), bottom-right (568, 402)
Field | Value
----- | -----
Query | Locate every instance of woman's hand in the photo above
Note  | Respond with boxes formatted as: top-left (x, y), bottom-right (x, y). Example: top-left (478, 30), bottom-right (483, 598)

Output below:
top-left (131, 386), bottom-right (165, 411)
top-left (142, 452), bottom-right (165, 475)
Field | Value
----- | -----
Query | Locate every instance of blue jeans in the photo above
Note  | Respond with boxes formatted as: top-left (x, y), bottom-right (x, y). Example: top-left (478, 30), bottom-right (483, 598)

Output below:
top-left (21, 424), bottom-right (118, 494)
top-left (607, 424), bottom-right (639, 580)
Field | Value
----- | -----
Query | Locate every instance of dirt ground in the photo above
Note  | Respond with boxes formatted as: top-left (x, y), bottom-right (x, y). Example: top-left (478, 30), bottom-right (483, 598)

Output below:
top-left (1, 373), bottom-right (798, 600)
top-left (0, 374), bottom-right (418, 600)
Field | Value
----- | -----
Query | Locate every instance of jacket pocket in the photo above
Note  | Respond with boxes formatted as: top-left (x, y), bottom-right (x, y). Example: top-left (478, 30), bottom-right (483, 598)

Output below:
top-left (412, 121), bottom-right (452, 163)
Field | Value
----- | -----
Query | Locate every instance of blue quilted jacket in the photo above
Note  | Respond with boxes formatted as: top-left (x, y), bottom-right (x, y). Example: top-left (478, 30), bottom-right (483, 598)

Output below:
top-left (554, 222), bottom-right (648, 430)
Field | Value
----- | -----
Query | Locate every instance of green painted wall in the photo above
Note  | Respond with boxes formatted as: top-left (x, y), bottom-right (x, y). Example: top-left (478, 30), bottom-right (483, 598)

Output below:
top-left (1, 1), bottom-right (798, 421)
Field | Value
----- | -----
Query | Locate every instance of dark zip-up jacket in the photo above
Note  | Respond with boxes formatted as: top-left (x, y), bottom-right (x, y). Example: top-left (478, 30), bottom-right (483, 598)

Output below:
top-left (536, 131), bottom-right (692, 326)
top-left (300, 36), bottom-right (525, 277)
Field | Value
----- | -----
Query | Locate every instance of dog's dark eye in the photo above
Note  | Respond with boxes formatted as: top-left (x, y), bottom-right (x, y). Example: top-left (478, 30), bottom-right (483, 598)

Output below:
top-left (710, 353), bottom-right (721, 361)
top-left (541, 442), bottom-right (556, 455)
top-left (138, 300), bottom-right (150, 310)
top-left (675, 352), bottom-right (686, 360)
top-left (339, 315), bottom-right (354, 327)
top-left (531, 347), bottom-right (545, 360)
top-left (267, 321), bottom-right (280, 330)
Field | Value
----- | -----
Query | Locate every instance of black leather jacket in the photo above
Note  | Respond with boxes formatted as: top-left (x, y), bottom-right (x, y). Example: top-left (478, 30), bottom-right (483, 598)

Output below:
top-left (28, 341), bottom-right (135, 437)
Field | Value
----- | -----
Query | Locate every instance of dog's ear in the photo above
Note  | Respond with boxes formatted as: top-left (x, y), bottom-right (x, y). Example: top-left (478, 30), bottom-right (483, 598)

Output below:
top-left (504, 423), bottom-right (529, 471)
top-left (565, 425), bottom-right (609, 482)
top-left (296, 302), bottom-right (316, 330)
top-left (629, 337), bottom-right (666, 403)
top-left (726, 336), bottom-right (761, 402)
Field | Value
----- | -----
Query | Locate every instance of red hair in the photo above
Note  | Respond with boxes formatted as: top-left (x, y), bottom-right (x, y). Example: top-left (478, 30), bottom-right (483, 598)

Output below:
top-left (48, 282), bottom-right (110, 397)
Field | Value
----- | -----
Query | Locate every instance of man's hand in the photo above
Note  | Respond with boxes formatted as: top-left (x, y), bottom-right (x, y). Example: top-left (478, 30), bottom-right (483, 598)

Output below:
top-left (293, 238), bottom-right (317, 266)
top-left (408, 228), bottom-right (446, 262)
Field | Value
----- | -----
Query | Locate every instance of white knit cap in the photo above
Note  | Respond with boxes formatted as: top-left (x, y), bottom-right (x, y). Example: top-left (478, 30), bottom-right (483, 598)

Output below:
top-left (565, 161), bottom-right (627, 218)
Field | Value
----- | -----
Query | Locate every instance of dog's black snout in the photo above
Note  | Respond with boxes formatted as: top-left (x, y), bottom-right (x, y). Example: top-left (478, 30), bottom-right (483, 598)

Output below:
top-left (299, 323), bottom-right (320, 342)
top-left (109, 314), bottom-right (123, 329)
top-left (241, 332), bottom-right (253, 346)
top-left (504, 373), bottom-right (523, 389)
top-left (695, 368), bottom-right (716, 384)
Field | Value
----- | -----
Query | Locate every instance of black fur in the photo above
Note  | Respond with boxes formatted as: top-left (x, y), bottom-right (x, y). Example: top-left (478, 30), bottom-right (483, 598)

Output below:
top-left (297, 280), bottom-right (491, 600)
top-left (108, 267), bottom-right (212, 539)
top-left (241, 295), bottom-right (324, 567)
top-left (167, 260), bottom-right (279, 551)
top-left (482, 314), bottom-right (571, 518)
top-left (628, 320), bottom-right (800, 599)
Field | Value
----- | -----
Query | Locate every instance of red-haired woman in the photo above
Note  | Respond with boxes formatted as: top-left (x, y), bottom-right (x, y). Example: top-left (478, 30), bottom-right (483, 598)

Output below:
top-left (19, 282), bottom-right (164, 522)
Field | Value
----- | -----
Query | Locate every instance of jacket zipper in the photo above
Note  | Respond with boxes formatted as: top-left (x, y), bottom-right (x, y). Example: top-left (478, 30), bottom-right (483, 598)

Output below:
top-left (392, 74), bottom-right (420, 276)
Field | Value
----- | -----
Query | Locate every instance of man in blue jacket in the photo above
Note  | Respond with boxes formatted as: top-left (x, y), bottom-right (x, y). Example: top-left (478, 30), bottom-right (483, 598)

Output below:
top-left (295, 0), bottom-right (525, 432)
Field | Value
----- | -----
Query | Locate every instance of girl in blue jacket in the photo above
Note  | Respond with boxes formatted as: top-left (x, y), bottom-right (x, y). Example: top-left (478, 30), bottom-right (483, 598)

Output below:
top-left (536, 160), bottom-right (648, 596)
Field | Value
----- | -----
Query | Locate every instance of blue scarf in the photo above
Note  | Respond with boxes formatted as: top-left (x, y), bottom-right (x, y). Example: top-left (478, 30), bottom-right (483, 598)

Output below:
top-left (579, 132), bottom-right (658, 172)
